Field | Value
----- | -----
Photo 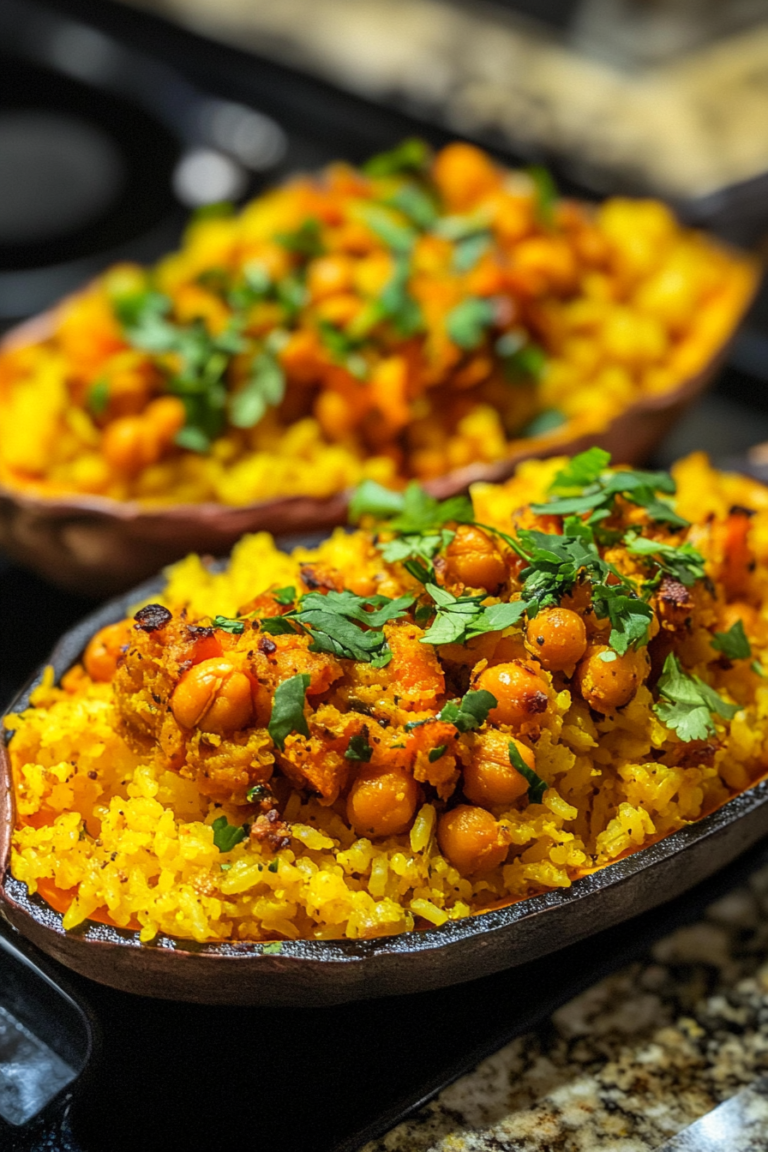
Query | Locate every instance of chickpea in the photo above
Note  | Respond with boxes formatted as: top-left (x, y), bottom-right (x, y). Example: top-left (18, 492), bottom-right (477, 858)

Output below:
top-left (143, 396), bottom-right (186, 449)
top-left (444, 526), bottom-right (507, 592)
top-left (463, 734), bottom-right (533, 807)
top-left (432, 143), bottom-right (501, 211)
top-left (84, 621), bottom-right (132, 681)
top-left (437, 805), bottom-right (510, 875)
top-left (346, 765), bottom-right (418, 838)
top-left (526, 608), bottom-right (587, 672)
top-left (102, 416), bottom-right (154, 474)
top-left (575, 644), bottom-right (649, 713)
top-left (171, 658), bottom-right (254, 734)
top-left (475, 661), bottom-right (551, 729)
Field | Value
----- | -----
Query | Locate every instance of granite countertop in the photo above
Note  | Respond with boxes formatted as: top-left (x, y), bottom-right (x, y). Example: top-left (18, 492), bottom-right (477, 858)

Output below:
top-left (362, 864), bottom-right (768, 1150)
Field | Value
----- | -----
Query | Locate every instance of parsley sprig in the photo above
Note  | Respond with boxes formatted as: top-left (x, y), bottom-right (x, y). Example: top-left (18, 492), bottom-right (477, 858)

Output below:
top-left (350, 481), bottom-right (474, 579)
top-left (405, 688), bottom-right (497, 733)
top-left (508, 741), bottom-right (548, 803)
top-left (712, 620), bottom-right (752, 661)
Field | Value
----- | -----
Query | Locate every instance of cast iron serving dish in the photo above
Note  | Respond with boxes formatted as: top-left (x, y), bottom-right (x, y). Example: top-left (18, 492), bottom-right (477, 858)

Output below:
top-left (2, 573), bottom-right (768, 1006)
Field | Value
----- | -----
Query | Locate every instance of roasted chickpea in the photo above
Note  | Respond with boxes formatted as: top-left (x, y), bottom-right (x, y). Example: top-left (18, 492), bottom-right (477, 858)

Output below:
top-left (437, 805), bottom-right (510, 875)
top-left (346, 765), bottom-right (418, 838)
top-left (143, 395), bottom-right (186, 449)
top-left (84, 621), bottom-right (132, 682)
top-left (102, 416), bottom-right (154, 474)
top-left (444, 526), bottom-right (507, 592)
top-left (575, 644), bottom-right (649, 713)
top-left (526, 607), bottom-right (588, 672)
top-left (475, 661), bottom-right (551, 729)
top-left (171, 658), bottom-right (254, 734)
top-left (463, 733), bottom-right (533, 807)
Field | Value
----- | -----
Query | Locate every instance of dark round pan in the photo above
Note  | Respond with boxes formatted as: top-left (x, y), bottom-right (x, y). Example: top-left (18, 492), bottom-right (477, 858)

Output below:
top-left (3, 573), bottom-right (768, 1006)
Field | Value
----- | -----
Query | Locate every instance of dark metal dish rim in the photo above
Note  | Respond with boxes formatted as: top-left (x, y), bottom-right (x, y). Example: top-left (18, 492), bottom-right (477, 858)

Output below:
top-left (3, 568), bottom-right (767, 964)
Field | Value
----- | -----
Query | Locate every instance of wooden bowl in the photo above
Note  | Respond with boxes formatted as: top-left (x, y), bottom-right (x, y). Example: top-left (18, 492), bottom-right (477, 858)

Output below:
top-left (0, 267), bottom-right (756, 596)
top-left (3, 575), bottom-right (768, 1006)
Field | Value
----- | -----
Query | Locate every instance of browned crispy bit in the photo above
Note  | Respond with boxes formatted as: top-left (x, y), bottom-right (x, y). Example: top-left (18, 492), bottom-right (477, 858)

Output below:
top-left (250, 808), bottom-right (291, 851)
top-left (655, 574), bottom-right (694, 630)
top-left (664, 740), bottom-right (719, 769)
top-left (299, 564), bottom-right (340, 592)
top-left (133, 604), bottom-right (172, 632)
top-left (258, 635), bottom-right (277, 655)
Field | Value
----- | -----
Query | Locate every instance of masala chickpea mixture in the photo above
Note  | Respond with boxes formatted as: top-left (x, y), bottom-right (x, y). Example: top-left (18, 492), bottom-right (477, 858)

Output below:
top-left (6, 449), bottom-right (768, 945)
top-left (0, 140), bottom-right (755, 506)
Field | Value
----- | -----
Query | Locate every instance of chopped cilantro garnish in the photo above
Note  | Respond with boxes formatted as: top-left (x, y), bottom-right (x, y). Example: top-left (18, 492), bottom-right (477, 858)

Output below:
top-left (213, 615), bottom-right (245, 634)
top-left (345, 732), bottom-right (373, 762)
top-left (428, 744), bottom-right (447, 762)
top-left (624, 534), bottom-right (706, 588)
top-left (453, 231), bottom-right (490, 272)
top-left (262, 940), bottom-right (283, 953)
top-left (388, 183), bottom-right (438, 229)
top-left (521, 409), bottom-right (566, 437)
top-left (752, 660), bottom-right (765, 678)
top-left (212, 815), bottom-right (248, 852)
top-left (528, 165), bottom-right (558, 228)
top-left (350, 480), bottom-right (472, 576)
top-left (362, 138), bottom-right (431, 177)
top-left (229, 351), bottom-right (285, 429)
top-left (355, 203), bottom-right (416, 253)
top-left (654, 654), bottom-right (739, 742)
top-left (421, 583), bottom-right (526, 646)
top-left (445, 297), bottom-right (496, 350)
top-left (439, 689), bottom-right (497, 732)
top-left (508, 741), bottom-right (548, 803)
top-left (267, 861), bottom-right (279, 873)
top-left (260, 589), bottom-right (414, 664)
top-left (246, 784), bottom-right (270, 803)
top-left (268, 673), bottom-right (310, 751)
top-left (534, 449), bottom-right (686, 529)
top-left (87, 378), bottom-right (110, 416)
top-left (275, 218), bottom-right (324, 258)
top-left (712, 620), bottom-right (752, 661)
top-left (272, 586), bottom-right (296, 606)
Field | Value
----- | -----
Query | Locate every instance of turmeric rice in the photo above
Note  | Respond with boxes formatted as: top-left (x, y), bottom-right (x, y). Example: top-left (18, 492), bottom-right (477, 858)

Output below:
top-left (5, 450), bottom-right (768, 945)
top-left (0, 140), bottom-right (755, 506)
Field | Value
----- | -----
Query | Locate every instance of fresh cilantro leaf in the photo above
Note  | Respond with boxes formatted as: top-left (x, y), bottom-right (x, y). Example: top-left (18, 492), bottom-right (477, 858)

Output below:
top-left (267, 860), bottom-right (279, 873)
top-left (370, 648), bottom-right (393, 668)
top-left (712, 620), bottom-right (752, 660)
top-left (624, 534), bottom-right (706, 587)
top-left (349, 480), bottom-right (406, 523)
top-left (268, 673), bottom-right (311, 750)
top-left (260, 617), bottom-right (300, 636)
top-left (446, 297), bottom-right (496, 350)
top-left (403, 558), bottom-right (435, 585)
top-left (550, 448), bottom-right (611, 493)
top-left (508, 741), bottom-right (548, 803)
top-left (439, 689), bottom-right (497, 733)
top-left (528, 165), bottom-right (558, 228)
top-left (363, 138), bottom-right (431, 177)
top-left (453, 231), bottom-right (490, 272)
top-left (752, 659), bottom-right (765, 678)
top-left (227, 261), bottom-right (272, 309)
top-left (428, 744), bottom-right (447, 762)
top-left (174, 425), bottom-right (212, 453)
top-left (276, 590), bottom-right (414, 663)
top-left (521, 409), bottom-right (566, 437)
top-left (591, 584), bottom-right (653, 655)
top-left (378, 254), bottom-right (423, 336)
top-left (262, 941), bottom-right (283, 954)
top-left (275, 218), bottom-right (324, 258)
top-left (87, 378), bottom-right (110, 416)
top-left (355, 203), bottom-right (416, 253)
top-left (272, 586), bottom-right (296, 606)
top-left (275, 274), bottom-right (307, 321)
top-left (388, 183), bottom-right (438, 229)
top-left (229, 351), bottom-right (285, 429)
top-left (345, 732), bottom-right (373, 762)
top-left (654, 654), bottom-right (739, 742)
top-left (212, 815), bottom-right (248, 852)
top-left (503, 343), bottom-right (546, 381)
top-left (213, 615), bottom-right (245, 634)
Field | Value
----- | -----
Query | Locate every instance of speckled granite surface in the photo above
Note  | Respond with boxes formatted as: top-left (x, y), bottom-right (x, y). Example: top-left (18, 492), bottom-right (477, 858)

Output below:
top-left (362, 865), bottom-right (768, 1151)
